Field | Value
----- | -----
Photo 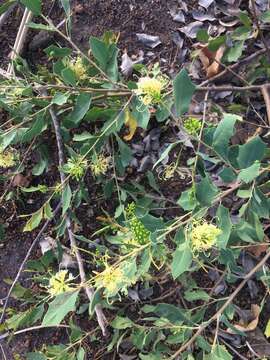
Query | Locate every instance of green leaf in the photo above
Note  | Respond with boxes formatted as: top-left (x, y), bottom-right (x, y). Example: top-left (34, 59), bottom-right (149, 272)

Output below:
top-left (89, 288), bottom-right (102, 316)
top-left (184, 290), bottom-right (210, 302)
top-left (205, 344), bottom-right (233, 360)
top-left (173, 69), bottom-right (196, 116)
top-left (216, 205), bottom-right (232, 249)
top-left (42, 290), bottom-right (79, 326)
top-left (261, 10), bottom-right (270, 23)
top-left (65, 93), bottom-right (92, 127)
top-left (237, 161), bottom-right (260, 184)
top-left (237, 136), bottom-right (266, 168)
top-left (61, 67), bottom-right (77, 86)
top-left (44, 45), bottom-right (72, 58)
top-left (62, 184), bottom-right (72, 216)
top-left (60, 0), bottom-right (70, 16)
top-left (52, 92), bottom-right (70, 105)
top-left (265, 318), bottom-right (270, 337)
top-left (115, 135), bottom-right (132, 167)
top-left (131, 97), bottom-right (150, 129)
top-left (196, 29), bottom-right (209, 43)
top-left (171, 242), bottom-right (193, 279)
top-left (153, 142), bottom-right (180, 169)
top-left (250, 188), bottom-right (270, 219)
top-left (238, 11), bottom-right (252, 27)
top-left (0, 1), bottom-right (16, 16)
top-left (26, 22), bottom-right (54, 31)
top-left (111, 316), bottom-right (134, 329)
top-left (26, 353), bottom-right (47, 360)
top-left (89, 37), bottom-right (119, 81)
top-left (212, 113), bottom-right (240, 160)
top-left (77, 348), bottom-right (85, 360)
top-left (218, 167), bottom-right (237, 183)
top-left (177, 188), bottom-right (197, 211)
top-left (23, 208), bottom-right (43, 232)
top-left (195, 175), bottom-right (219, 207)
top-left (227, 40), bottom-right (245, 62)
top-left (208, 35), bottom-right (226, 52)
top-left (20, 0), bottom-right (41, 15)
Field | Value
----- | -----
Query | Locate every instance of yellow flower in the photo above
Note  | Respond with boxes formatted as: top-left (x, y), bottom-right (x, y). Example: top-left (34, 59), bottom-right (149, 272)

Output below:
top-left (48, 270), bottom-right (74, 296)
top-left (90, 154), bottom-right (109, 177)
top-left (65, 157), bottom-right (88, 180)
top-left (191, 222), bottom-right (221, 252)
top-left (0, 149), bottom-right (16, 168)
top-left (135, 76), bottom-right (164, 105)
top-left (69, 57), bottom-right (88, 80)
top-left (95, 265), bottom-right (125, 296)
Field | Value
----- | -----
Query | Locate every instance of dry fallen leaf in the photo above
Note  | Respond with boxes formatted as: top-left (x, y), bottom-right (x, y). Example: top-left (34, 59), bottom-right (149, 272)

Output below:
top-left (247, 243), bottom-right (269, 257)
top-left (11, 174), bottom-right (30, 187)
top-left (198, 44), bottom-right (225, 78)
top-left (228, 304), bottom-right (260, 333)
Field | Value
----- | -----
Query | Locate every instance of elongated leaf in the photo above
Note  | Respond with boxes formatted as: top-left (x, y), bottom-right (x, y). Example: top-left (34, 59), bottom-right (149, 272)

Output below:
top-left (212, 113), bottom-right (240, 160)
top-left (89, 288), bottom-right (102, 316)
top-left (0, 1), bottom-right (16, 16)
top-left (171, 242), bottom-right (192, 279)
top-left (89, 37), bottom-right (119, 81)
top-left (195, 175), bottom-right (219, 207)
top-left (173, 69), bottom-right (196, 116)
top-left (20, 0), bottom-right (41, 15)
top-left (42, 290), bottom-right (79, 326)
top-left (237, 161), bottom-right (260, 184)
top-left (237, 136), bottom-right (267, 168)
top-left (26, 22), bottom-right (54, 31)
top-left (153, 141), bottom-right (180, 169)
top-left (65, 93), bottom-right (92, 127)
top-left (23, 208), bottom-right (43, 232)
top-left (216, 205), bottom-right (232, 249)
top-left (111, 316), bottom-right (134, 329)
top-left (62, 184), bottom-right (72, 215)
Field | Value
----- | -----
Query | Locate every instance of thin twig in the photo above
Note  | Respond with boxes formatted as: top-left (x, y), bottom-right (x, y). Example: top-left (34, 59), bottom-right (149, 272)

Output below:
top-left (250, 0), bottom-right (270, 61)
top-left (201, 48), bottom-right (266, 86)
top-left (0, 202), bottom-right (62, 324)
top-left (170, 249), bottom-right (270, 359)
top-left (7, 9), bottom-right (33, 75)
top-left (0, 324), bottom-right (70, 341)
top-left (261, 84), bottom-right (270, 125)
top-left (43, 91), bottom-right (108, 336)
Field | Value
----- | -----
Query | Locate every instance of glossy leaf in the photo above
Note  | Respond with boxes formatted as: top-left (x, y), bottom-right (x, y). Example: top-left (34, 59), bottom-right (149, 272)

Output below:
top-left (173, 69), bottom-right (196, 116)
top-left (42, 290), bottom-right (79, 326)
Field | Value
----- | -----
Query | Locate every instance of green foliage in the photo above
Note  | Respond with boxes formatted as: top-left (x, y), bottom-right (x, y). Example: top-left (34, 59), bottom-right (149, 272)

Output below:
top-left (1, 10), bottom-right (269, 360)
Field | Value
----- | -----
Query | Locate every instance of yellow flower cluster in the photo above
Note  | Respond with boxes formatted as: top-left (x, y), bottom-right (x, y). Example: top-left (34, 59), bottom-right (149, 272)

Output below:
top-left (136, 76), bottom-right (164, 105)
top-left (95, 265), bottom-right (125, 297)
top-left (69, 57), bottom-right (88, 80)
top-left (0, 149), bottom-right (16, 168)
top-left (48, 270), bottom-right (74, 297)
top-left (90, 154), bottom-right (109, 177)
top-left (65, 157), bottom-right (88, 180)
top-left (191, 222), bottom-right (221, 252)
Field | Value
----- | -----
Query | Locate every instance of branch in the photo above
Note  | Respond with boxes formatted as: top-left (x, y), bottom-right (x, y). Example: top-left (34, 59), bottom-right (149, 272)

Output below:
top-left (170, 249), bottom-right (270, 358)
top-left (200, 48), bottom-right (266, 86)
top-left (44, 91), bottom-right (108, 336)
top-left (250, 0), bottom-right (270, 61)
top-left (7, 9), bottom-right (33, 75)
top-left (261, 84), bottom-right (270, 125)
top-left (0, 202), bottom-right (62, 324)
